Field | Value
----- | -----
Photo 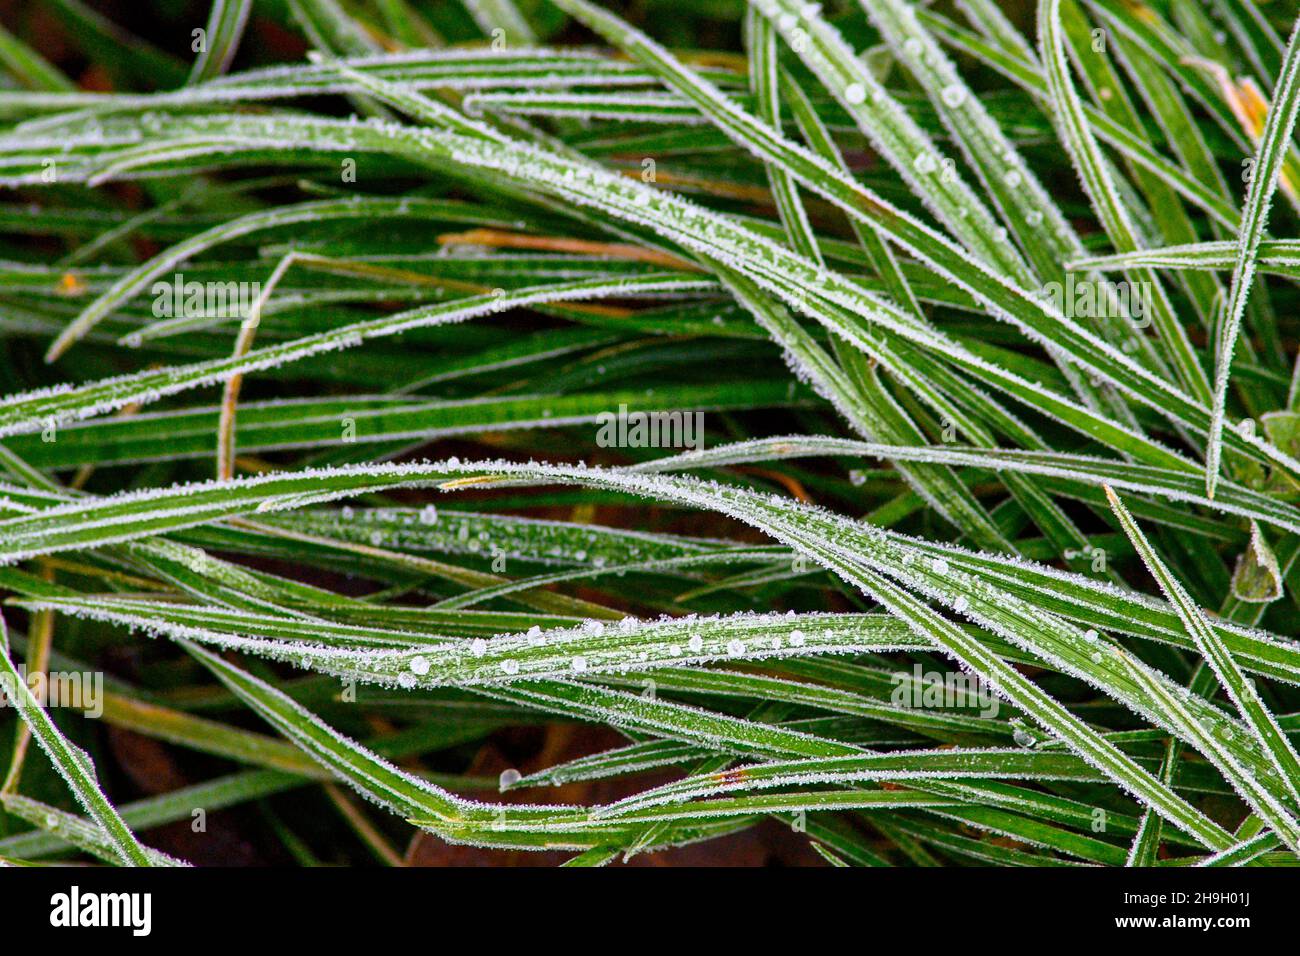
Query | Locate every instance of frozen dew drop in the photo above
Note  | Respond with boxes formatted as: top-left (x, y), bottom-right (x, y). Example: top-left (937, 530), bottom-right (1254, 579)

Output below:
top-left (844, 83), bottom-right (867, 105)
top-left (571, 655), bottom-right (588, 673)
top-left (500, 658), bottom-right (519, 675)
top-left (940, 84), bottom-right (967, 108)
top-left (930, 556), bottom-right (949, 575)
top-left (952, 595), bottom-right (969, 613)
top-left (470, 638), bottom-right (487, 657)
top-left (419, 504), bottom-right (438, 525)
top-left (1013, 727), bottom-right (1035, 748)
top-left (397, 672), bottom-right (416, 689)
top-left (727, 639), bottom-right (745, 656)
top-left (409, 655), bottom-right (430, 675)
top-left (499, 768), bottom-right (521, 790)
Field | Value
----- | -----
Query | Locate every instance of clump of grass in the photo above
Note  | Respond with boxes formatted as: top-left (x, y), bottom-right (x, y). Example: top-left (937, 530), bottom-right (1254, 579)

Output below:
top-left (0, 0), bottom-right (1299, 867)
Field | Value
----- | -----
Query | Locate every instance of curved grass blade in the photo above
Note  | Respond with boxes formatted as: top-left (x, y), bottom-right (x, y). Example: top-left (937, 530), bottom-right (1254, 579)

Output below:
top-left (1205, 17), bottom-right (1300, 500)
top-left (1106, 486), bottom-right (1300, 813)
top-left (0, 610), bottom-right (156, 866)
top-left (188, 0), bottom-right (252, 84)
top-left (45, 196), bottom-right (520, 361)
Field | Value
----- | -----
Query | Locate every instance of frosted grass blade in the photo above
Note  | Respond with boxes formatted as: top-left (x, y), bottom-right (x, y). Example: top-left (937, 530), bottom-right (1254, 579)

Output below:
top-left (1206, 17), bottom-right (1300, 499)
top-left (0, 610), bottom-right (156, 866)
